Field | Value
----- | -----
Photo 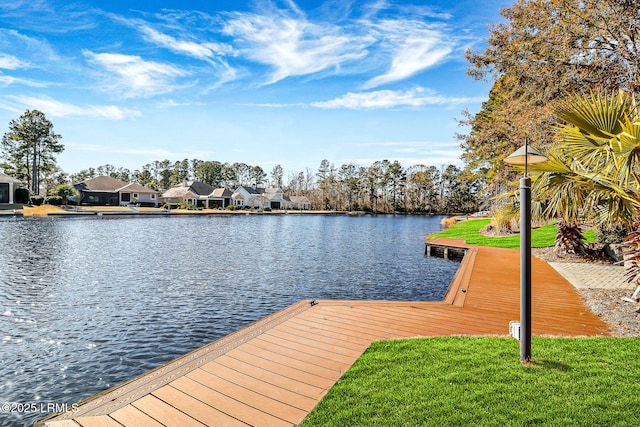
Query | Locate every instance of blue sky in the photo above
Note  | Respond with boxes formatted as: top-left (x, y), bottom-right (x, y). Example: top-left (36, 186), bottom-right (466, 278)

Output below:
top-left (0, 0), bottom-right (507, 177)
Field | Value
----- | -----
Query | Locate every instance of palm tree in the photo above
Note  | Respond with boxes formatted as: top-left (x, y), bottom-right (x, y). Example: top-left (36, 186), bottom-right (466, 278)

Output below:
top-left (526, 90), bottom-right (640, 299)
top-left (530, 91), bottom-right (640, 227)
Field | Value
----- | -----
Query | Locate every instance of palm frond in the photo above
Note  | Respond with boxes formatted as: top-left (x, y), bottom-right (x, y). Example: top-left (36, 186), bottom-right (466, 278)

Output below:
top-left (554, 91), bottom-right (630, 137)
top-left (613, 118), bottom-right (640, 187)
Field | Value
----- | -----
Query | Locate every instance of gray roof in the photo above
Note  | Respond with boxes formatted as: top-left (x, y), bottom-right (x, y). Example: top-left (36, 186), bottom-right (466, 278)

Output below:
top-left (74, 176), bottom-right (128, 192)
top-left (210, 188), bottom-right (233, 198)
top-left (74, 176), bottom-right (157, 193)
top-left (239, 186), bottom-right (261, 195)
top-left (187, 181), bottom-right (214, 196)
top-left (160, 187), bottom-right (195, 199)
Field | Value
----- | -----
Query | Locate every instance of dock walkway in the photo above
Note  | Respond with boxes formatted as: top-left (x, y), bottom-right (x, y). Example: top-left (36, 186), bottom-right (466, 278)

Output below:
top-left (38, 238), bottom-right (610, 427)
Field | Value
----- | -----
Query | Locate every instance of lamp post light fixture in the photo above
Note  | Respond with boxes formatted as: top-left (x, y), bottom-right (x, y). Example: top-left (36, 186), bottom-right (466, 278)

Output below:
top-left (504, 139), bottom-right (548, 363)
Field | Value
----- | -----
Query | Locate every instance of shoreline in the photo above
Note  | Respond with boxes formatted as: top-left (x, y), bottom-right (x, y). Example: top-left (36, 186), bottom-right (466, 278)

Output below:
top-left (1, 204), bottom-right (457, 218)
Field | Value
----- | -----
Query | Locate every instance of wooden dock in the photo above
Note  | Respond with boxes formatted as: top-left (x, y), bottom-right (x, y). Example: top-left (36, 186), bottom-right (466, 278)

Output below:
top-left (425, 241), bottom-right (467, 260)
top-left (37, 238), bottom-right (610, 427)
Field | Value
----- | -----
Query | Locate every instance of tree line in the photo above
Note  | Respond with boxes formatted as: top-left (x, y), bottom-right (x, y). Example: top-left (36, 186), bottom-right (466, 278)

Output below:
top-left (69, 158), bottom-right (480, 214)
top-left (0, 109), bottom-right (480, 214)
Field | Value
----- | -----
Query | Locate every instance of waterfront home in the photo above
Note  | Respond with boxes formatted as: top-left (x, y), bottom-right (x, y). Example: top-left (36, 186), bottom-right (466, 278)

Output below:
top-left (231, 186), bottom-right (292, 209)
top-left (263, 187), bottom-right (290, 209)
top-left (74, 176), bottom-right (159, 207)
top-left (159, 181), bottom-right (214, 208)
top-left (207, 187), bottom-right (233, 208)
top-left (0, 173), bottom-right (22, 205)
top-left (289, 195), bottom-right (312, 210)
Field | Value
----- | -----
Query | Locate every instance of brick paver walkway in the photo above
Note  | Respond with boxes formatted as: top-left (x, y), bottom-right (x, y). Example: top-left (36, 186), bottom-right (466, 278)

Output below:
top-left (548, 262), bottom-right (634, 290)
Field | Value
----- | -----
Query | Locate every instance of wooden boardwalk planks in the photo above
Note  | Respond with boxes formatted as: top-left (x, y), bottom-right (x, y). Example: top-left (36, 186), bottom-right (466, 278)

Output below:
top-left (37, 242), bottom-right (610, 427)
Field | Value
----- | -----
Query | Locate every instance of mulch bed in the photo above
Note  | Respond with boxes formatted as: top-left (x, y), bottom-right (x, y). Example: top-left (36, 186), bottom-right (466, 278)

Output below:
top-left (532, 247), bottom-right (640, 337)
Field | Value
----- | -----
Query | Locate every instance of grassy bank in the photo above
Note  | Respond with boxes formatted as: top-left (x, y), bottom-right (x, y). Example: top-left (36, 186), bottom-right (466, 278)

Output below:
top-left (429, 218), bottom-right (596, 249)
top-left (301, 336), bottom-right (640, 427)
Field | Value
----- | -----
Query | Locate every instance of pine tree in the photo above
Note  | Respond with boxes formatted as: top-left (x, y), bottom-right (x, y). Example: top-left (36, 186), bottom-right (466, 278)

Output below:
top-left (1, 110), bottom-right (63, 195)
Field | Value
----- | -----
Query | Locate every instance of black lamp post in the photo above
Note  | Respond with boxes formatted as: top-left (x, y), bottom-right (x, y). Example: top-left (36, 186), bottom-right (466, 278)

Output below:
top-left (504, 139), bottom-right (548, 363)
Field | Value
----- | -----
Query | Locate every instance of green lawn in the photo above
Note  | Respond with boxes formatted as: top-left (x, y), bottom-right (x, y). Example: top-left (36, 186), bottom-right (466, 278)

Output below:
top-left (301, 337), bottom-right (640, 427)
top-left (429, 218), bottom-right (596, 249)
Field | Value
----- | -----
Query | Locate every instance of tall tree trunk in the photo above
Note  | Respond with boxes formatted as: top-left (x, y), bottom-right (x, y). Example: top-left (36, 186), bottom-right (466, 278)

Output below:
top-left (32, 142), bottom-right (38, 195)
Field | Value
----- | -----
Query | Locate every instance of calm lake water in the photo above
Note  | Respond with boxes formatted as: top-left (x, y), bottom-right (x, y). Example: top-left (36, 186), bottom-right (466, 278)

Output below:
top-left (0, 214), bottom-right (459, 426)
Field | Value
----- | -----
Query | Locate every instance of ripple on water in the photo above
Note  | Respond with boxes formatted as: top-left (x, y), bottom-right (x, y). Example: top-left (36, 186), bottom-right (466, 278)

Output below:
top-left (0, 214), bottom-right (459, 426)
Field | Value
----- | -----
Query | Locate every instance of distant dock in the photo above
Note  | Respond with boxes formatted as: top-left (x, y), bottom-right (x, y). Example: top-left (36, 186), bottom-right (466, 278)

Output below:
top-left (425, 241), bottom-right (467, 260)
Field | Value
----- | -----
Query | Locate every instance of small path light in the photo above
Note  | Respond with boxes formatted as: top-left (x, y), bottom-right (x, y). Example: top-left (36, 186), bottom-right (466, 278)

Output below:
top-left (504, 139), bottom-right (548, 363)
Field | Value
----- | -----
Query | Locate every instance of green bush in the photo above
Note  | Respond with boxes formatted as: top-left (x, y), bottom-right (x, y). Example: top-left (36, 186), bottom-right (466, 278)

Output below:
top-left (53, 184), bottom-right (76, 204)
top-left (226, 205), bottom-right (237, 211)
top-left (264, 207), bottom-right (272, 212)
top-left (46, 196), bottom-right (63, 205)
top-left (596, 225), bottom-right (628, 244)
top-left (15, 188), bottom-right (29, 204)
top-left (30, 196), bottom-right (44, 206)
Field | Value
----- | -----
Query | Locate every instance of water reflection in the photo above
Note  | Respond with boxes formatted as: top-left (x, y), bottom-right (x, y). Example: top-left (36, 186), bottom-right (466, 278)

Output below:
top-left (0, 214), bottom-right (458, 426)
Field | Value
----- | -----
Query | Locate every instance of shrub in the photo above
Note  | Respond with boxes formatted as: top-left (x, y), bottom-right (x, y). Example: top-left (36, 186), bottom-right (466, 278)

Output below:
top-left (15, 188), bottom-right (29, 204)
top-left (490, 203), bottom-right (518, 234)
top-left (30, 196), bottom-right (44, 206)
top-left (46, 196), bottom-right (63, 205)
top-left (596, 225), bottom-right (628, 244)
top-left (53, 184), bottom-right (76, 204)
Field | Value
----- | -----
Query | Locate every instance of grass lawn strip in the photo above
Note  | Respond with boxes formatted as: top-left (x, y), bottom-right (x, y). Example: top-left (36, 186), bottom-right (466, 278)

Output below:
top-left (301, 337), bottom-right (640, 427)
top-left (430, 218), bottom-right (596, 249)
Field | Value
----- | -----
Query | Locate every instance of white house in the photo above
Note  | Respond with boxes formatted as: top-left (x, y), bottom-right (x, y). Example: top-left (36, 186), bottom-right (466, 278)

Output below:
top-left (159, 181), bottom-right (214, 208)
top-left (231, 186), bottom-right (261, 208)
top-left (0, 173), bottom-right (22, 204)
top-left (263, 187), bottom-right (289, 209)
top-left (231, 186), bottom-right (292, 209)
top-left (289, 195), bottom-right (312, 210)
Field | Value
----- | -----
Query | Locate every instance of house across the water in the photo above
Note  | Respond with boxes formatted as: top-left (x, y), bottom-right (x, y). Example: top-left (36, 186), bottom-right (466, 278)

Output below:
top-left (0, 173), bottom-right (24, 205)
top-left (73, 176), bottom-right (159, 207)
top-left (159, 182), bottom-right (312, 210)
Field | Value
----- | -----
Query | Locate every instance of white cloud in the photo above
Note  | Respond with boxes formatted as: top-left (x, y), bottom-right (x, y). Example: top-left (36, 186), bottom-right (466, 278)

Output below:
top-left (311, 87), bottom-right (483, 109)
top-left (84, 51), bottom-right (187, 98)
top-left (0, 75), bottom-right (48, 88)
top-left (364, 20), bottom-right (453, 88)
top-left (0, 28), bottom-right (58, 64)
top-left (155, 98), bottom-right (192, 109)
top-left (138, 25), bottom-right (232, 61)
top-left (362, 0), bottom-right (391, 20)
top-left (140, 25), bottom-right (238, 88)
top-left (351, 141), bottom-right (464, 167)
top-left (0, 1), bottom-right (98, 33)
top-left (223, 11), bottom-right (371, 84)
top-left (0, 53), bottom-right (27, 69)
top-left (6, 95), bottom-right (141, 119)
top-left (108, 14), bottom-right (238, 88)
